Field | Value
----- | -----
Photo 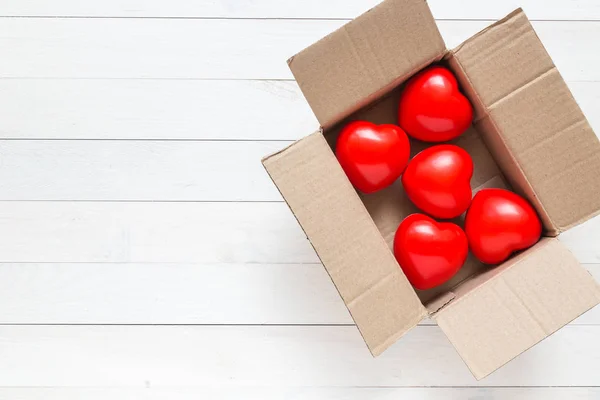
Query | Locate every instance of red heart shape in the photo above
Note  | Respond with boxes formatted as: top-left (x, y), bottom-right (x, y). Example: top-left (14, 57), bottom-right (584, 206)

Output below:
top-left (398, 66), bottom-right (473, 142)
top-left (465, 188), bottom-right (542, 264)
top-left (394, 214), bottom-right (468, 290)
top-left (401, 144), bottom-right (473, 219)
top-left (336, 121), bottom-right (410, 194)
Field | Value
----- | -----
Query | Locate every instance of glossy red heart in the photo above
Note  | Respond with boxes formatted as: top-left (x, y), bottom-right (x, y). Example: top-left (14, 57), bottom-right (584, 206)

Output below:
top-left (336, 121), bottom-right (410, 194)
top-left (398, 66), bottom-right (473, 142)
top-left (394, 214), bottom-right (468, 290)
top-left (401, 144), bottom-right (473, 219)
top-left (465, 188), bottom-right (542, 265)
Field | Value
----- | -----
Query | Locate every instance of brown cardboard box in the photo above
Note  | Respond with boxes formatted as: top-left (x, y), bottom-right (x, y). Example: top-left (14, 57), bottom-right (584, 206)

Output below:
top-left (262, 1), bottom-right (600, 380)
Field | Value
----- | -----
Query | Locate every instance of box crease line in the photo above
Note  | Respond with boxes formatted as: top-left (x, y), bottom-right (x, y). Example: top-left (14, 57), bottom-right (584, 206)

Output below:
top-left (450, 53), bottom-right (558, 234)
top-left (485, 65), bottom-right (556, 111)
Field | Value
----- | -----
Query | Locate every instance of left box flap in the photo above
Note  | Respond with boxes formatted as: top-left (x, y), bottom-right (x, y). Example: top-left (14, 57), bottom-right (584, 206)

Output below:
top-left (288, 0), bottom-right (446, 130)
top-left (434, 238), bottom-right (600, 379)
top-left (263, 132), bottom-right (427, 356)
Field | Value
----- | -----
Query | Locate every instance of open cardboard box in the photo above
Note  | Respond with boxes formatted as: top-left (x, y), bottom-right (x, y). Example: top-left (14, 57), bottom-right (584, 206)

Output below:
top-left (262, 0), bottom-right (600, 380)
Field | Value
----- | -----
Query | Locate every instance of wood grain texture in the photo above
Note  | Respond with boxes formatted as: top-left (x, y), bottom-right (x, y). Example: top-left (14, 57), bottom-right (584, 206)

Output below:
top-left (0, 262), bottom-right (598, 325)
top-left (1, 0), bottom-right (599, 20)
top-left (0, 19), bottom-right (598, 80)
top-left (0, 325), bottom-right (599, 386)
top-left (0, 80), bottom-right (597, 140)
top-left (0, 387), bottom-right (598, 400)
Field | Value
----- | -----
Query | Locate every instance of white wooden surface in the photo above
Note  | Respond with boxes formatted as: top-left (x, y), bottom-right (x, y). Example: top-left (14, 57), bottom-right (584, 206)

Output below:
top-left (0, 1), bottom-right (599, 398)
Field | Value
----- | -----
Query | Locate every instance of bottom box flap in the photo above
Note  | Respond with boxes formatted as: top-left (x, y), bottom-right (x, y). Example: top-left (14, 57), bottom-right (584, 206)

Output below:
top-left (433, 238), bottom-right (600, 379)
top-left (262, 131), bottom-right (427, 356)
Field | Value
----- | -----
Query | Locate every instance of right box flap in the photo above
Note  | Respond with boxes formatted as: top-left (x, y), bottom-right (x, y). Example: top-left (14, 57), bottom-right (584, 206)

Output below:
top-left (434, 238), bottom-right (600, 380)
top-left (451, 9), bottom-right (600, 234)
top-left (263, 132), bottom-right (427, 356)
top-left (288, 0), bottom-right (446, 130)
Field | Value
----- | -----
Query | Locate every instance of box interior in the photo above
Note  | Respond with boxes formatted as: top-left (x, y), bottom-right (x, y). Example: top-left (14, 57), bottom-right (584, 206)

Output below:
top-left (322, 55), bottom-right (550, 310)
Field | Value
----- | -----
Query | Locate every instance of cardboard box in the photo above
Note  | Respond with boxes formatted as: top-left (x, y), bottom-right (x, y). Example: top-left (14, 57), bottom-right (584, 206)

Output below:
top-left (262, 1), bottom-right (600, 380)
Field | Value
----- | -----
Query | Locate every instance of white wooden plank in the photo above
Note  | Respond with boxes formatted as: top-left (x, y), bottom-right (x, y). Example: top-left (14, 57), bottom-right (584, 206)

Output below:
top-left (0, 325), bottom-right (599, 386)
top-left (0, 80), bottom-right (597, 141)
top-left (557, 216), bottom-right (600, 264)
top-left (0, 262), bottom-right (350, 324)
top-left (0, 79), bottom-right (317, 140)
top-left (0, 202), bottom-right (595, 264)
top-left (0, 387), bottom-right (597, 400)
top-left (0, 19), bottom-right (598, 80)
top-left (0, 262), bottom-right (597, 325)
top-left (0, 0), bottom-right (598, 20)
top-left (0, 140), bottom-right (283, 201)
top-left (0, 202), bottom-right (318, 263)
top-left (432, 0), bottom-right (600, 21)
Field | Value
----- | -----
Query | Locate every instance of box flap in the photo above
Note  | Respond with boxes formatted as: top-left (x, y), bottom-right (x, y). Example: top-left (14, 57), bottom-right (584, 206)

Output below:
top-left (262, 132), bottom-right (427, 355)
top-left (451, 9), bottom-right (600, 234)
top-left (434, 238), bottom-right (600, 379)
top-left (288, 0), bottom-right (446, 130)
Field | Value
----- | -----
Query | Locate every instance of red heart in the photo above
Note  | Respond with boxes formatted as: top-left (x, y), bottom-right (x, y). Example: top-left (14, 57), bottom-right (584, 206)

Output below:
top-left (465, 188), bottom-right (542, 264)
top-left (394, 214), bottom-right (468, 290)
top-left (398, 66), bottom-right (473, 142)
top-left (401, 144), bottom-right (473, 219)
top-left (336, 121), bottom-right (410, 194)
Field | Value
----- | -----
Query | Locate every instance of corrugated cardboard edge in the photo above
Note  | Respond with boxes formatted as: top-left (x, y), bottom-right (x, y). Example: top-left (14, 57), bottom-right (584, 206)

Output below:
top-left (453, 8), bottom-right (524, 54)
top-left (434, 238), bottom-right (600, 379)
top-left (262, 131), bottom-right (427, 356)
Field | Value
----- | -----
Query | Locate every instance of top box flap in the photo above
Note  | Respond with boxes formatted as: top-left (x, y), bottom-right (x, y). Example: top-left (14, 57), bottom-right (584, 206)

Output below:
top-left (451, 9), bottom-right (600, 234)
top-left (434, 238), bottom-right (600, 380)
top-left (288, 0), bottom-right (446, 130)
top-left (262, 131), bottom-right (427, 356)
